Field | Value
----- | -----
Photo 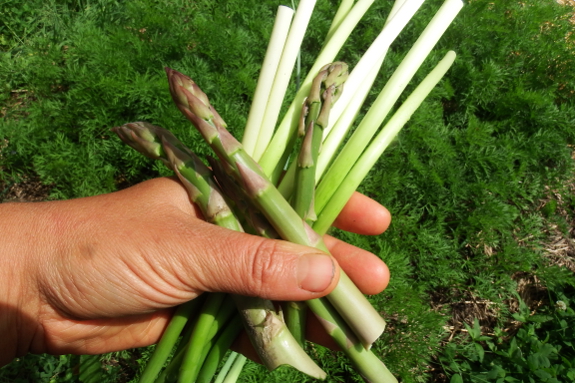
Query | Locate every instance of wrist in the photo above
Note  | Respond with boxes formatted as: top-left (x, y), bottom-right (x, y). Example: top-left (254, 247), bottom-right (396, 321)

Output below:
top-left (0, 202), bottom-right (54, 366)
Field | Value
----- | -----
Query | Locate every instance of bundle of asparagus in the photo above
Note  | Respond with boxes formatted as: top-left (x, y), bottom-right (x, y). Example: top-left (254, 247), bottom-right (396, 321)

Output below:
top-left (113, 0), bottom-right (463, 381)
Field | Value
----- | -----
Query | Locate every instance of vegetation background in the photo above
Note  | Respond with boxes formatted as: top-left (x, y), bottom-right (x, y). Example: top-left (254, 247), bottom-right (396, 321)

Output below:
top-left (1, 0), bottom-right (574, 382)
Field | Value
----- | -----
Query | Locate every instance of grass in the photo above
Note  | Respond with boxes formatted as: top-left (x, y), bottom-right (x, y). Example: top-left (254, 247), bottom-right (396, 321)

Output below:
top-left (1, 0), bottom-right (575, 382)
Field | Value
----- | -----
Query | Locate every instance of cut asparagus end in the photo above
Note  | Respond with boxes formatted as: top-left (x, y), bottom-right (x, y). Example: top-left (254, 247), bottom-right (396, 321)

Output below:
top-left (233, 295), bottom-right (326, 380)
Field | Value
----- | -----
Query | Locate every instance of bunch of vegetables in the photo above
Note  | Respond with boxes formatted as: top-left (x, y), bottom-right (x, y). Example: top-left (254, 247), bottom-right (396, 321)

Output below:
top-left (112, 0), bottom-right (463, 381)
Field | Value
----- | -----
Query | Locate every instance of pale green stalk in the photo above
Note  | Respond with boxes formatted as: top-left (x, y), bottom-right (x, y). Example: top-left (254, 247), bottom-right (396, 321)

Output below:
top-left (258, 0), bottom-right (375, 179)
top-left (314, 51), bottom-right (457, 234)
top-left (324, 0), bottom-right (354, 44)
top-left (321, 0), bottom-right (411, 140)
top-left (166, 68), bottom-right (386, 348)
top-left (387, 0), bottom-right (410, 21)
top-left (252, 0), bottom-right (317, 161)
top-left (221, 354), bottom-right (247, 383)
top-left (242, 5), bottom-right (294, 156)
top-left (213, 352), bottom-right (239, 383)
top-left (291, 0), bottom-right (302, 92)
top-left (315, 0), bottom-right (464, 216)
top-left (277, 0), bottom-right (409, 199)
top-left (335, 0), bottom-right (426, 96)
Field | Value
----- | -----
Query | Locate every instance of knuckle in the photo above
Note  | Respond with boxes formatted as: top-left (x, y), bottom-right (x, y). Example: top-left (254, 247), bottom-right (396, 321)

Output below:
top-left (244, 239), bottom-right (280, 296)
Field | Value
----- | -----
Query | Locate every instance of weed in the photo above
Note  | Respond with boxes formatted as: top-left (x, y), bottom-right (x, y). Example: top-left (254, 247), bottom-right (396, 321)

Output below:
top-left (440, 291), bottom-right (575, 383)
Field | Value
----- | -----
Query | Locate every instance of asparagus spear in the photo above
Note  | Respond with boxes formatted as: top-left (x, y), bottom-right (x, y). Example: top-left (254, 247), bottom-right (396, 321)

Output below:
top-left (287, 62), bottom-right (348, 347)
top-left (165, 67), bottom-right (386, 349)
top-left (196, 314), bottom-right (243, 383)
top-left (136, 300), bottom-right (202, 383)
top-left (112, 122), bottom-right (242, 231)
top-left (154, 295), bottom-right (237, 383)
top-left (292, 62), bottom-right (348, 224)
top-left (315, 51), bottom-right (458, 234)
top-left (114, 122), bottom-right (326, 380)
top-left (314, 0), bottom-right (464, 220)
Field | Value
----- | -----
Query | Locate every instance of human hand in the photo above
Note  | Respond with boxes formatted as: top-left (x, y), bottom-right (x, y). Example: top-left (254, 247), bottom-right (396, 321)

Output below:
top-left (0, 177), bottom-right (390, 366)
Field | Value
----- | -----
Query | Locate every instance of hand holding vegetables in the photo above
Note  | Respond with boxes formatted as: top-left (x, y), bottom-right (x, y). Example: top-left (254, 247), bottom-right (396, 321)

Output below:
top-left (0, 176), bottom-right (390, 367)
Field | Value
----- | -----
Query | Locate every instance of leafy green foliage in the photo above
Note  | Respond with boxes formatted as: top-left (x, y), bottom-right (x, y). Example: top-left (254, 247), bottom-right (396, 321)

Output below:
top-left (0, 0), bottom-right (284, 198)
top-left (0, 354), bottom-right (78, 383)
top-left (0, 349), bottom-right (143, 383)
top-left (441, 292), bottom-right (575, 383)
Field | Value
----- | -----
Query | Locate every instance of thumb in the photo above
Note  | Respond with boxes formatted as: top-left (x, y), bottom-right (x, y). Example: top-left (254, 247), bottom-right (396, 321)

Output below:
top-left (175, 221), bottom-right (340, 301)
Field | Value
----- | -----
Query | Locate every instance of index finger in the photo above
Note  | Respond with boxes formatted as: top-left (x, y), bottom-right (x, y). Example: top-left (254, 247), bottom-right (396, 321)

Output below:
top-left (332, 192), bottom-right (391, 235)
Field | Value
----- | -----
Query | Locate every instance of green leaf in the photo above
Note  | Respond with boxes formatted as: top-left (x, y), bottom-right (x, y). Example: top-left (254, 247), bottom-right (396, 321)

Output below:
top-left (527, 314), bottom-right (553, 323)
top-left (533, 369), bottom-right (552, 380)
top-left (508, 337), bottom-right (519, 359)
top-left (474, 343), bottom-right (485, 363)
top-left (512, 312), bottom-right (527, 323)
top-left (450, 373), bottom-right (464, 383)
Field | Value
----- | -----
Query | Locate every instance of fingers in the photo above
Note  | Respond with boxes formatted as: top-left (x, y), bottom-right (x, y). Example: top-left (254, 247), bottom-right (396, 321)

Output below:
top-left (332, 191), bottom-right (391, 235)
top-left (323, 235), bottom-right (390, 295)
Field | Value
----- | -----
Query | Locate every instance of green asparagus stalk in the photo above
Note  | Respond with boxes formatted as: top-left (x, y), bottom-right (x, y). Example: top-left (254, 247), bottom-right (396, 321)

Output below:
top-left (307, 296), bottom-right (397, 383)
top-left (196, 315), bottom-right (244, 383)
top-left (178, 292), bottom-right (228, 383)
top-left (286, 62), bottom-right (348, 347)
top-left (112, 122), bottom-right (242, 231)
top-left (259, 0), bottom-right (424, 179)
top-left (137, 300), bottom-right (202, 383)
top-left (165, 67), bottom-right (386, 349)
top-left (154, 295), bottom-right (237, 383)
top-left (115, 122), bottom-right (329, 379)
top-left (207, 156), bottom-right (279, 239)
top-left (315, 51), bottom-right (457, 234)
top-left (314, 0), bottom-right (464, 217)
top-left (292, 62), bottom-right (348, 224)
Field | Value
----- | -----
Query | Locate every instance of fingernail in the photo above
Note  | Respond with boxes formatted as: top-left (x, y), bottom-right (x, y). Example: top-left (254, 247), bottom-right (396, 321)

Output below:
top-left (297, 253), bottom-right (335, 292)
